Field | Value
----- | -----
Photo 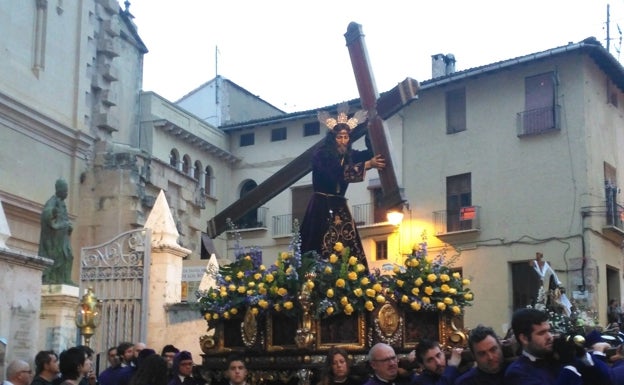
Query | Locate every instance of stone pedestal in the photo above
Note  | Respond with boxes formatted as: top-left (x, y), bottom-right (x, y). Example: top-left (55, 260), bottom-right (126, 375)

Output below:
top-left (0, 246), bottom-right (51, 382)
top-left (39, 284), bottom-right (80, 353)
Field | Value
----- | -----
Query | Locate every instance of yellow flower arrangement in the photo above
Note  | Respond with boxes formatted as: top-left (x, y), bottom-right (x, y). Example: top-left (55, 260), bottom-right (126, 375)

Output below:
top-left (198, 245), bottom-right (267, 326)
top-left (383, 239), bottom-right (474, 315)
top-left (198, 220), bottom-right (311, 324)
top-left (198, 223), bottom-right (475, 329)
top-left (313, 243), bottom-right (381, 318)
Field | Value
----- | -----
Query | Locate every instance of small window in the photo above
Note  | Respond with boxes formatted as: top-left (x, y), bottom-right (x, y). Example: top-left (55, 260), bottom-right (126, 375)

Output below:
top-left (240, 132), bottom-right (255, 147)
top-left (376, 240), bottom-right (388, 260)
top-left (303, 122), bottom-right (320, 137)
top-left (169, 149), bottom-right (179, 168)
top-left (271, 127), bottom-right (287, 142)
top-left (446, 87), bottom-right (466, 134)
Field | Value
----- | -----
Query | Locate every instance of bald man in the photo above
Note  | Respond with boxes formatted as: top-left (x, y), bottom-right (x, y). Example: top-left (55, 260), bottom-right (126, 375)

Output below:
top-left (364, 343), bottom-right (414, 385)
top-left (4, 359), bottom-right (33, 385)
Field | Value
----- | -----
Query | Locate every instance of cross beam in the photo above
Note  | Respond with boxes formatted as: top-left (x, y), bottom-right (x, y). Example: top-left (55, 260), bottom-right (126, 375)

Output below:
top-left (345, 22), bottom-right (410, 210)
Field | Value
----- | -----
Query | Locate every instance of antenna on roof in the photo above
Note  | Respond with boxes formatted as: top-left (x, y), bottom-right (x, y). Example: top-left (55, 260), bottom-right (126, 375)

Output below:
top-left (607, 4), bottom-right (611, 52)
top-left (616, 24), bottom-right (622, 60)
top-left (215, 46), bottom-right (220, 105)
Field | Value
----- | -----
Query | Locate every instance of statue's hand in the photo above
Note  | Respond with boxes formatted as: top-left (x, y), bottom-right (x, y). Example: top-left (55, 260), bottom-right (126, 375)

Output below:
top-left (370, 154), bottom-right (386, 170)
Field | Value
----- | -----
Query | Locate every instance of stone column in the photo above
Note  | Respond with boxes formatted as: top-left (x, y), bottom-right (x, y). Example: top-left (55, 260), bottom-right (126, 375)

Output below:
top-left (144, 191), bottom-right (191, 351)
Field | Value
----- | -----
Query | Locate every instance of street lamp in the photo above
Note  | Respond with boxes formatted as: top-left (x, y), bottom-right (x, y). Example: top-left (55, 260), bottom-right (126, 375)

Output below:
top-left (75, 287), bottom-right (102, 347)
top-left (386, 209), bottom-right (404, 261)
top-left (386, 210), bottom-right (404, 226)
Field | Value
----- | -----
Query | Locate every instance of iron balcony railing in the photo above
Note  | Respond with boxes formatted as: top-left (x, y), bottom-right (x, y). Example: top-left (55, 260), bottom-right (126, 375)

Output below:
top-left (272, 214), bottom-right (294, 237)
top-left (606, 201), bottom-right (624, 230)
top-left (433, 206), bottom-right (481, 235)
top-left (516, 105), bottom-right (561, 137)
top-left (234, 206), bottom-right (268, 230)
top-left (352, 203), bottom-right (374, 226)
top-left (271, 203), bottom-right (393, 236)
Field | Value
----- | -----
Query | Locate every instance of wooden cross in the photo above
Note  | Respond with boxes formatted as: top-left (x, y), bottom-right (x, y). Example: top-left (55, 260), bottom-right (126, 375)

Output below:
top-left (207, 23), bottom-right (418, 238)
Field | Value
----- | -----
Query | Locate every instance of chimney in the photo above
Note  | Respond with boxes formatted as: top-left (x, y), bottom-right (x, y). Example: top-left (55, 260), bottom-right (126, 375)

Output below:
top-left (445, 54), bottom-right (456, 74)
top-left (431, 53), bottom-right (456, 78)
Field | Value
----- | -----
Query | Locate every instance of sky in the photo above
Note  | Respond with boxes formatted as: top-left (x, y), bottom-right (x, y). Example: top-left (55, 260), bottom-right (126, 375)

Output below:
top-left (127, 0), bottom-right (622, 113)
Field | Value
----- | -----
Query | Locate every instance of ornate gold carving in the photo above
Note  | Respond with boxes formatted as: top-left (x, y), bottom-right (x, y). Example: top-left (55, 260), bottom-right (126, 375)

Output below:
top-left (199, 334), bottom-right (216, 353)
top-left (445, 316), bottom-right (468, 347)
top-left (295, 273), bottom-right (316, 349)
top-left (378, 303), bottom-right (400, 336)
top-left (242, 307), bottom-right (258, 347)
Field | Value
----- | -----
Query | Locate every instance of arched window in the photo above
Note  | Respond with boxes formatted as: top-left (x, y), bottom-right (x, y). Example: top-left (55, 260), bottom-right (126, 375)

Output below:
top-left (169, 149), bottom-right (179, 168)
top-left (182, 155), bottom-right (191, 175)
top-left (236, 180), bottom-right (258, 229)
top-left (204, 166), bottom-right (214, 196)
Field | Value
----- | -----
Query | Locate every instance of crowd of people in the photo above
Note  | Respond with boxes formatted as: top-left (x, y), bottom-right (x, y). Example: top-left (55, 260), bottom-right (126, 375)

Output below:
top-left (3, 342), bottom-right (247, 385)
top-left (317, 307), bottom-right (624, 385)
top-left (6, 307), bottom-right (624, 385)
top-left (361, 308), bottom-right (624, 385)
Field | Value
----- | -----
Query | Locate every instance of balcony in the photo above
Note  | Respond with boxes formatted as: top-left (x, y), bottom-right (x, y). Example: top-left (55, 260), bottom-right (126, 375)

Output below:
top-left (352, 203), bottom-right (374, 226)
top-left (602, 202), bottom-right (624, 244)
top-left (272, 214), bottom-right (293, 238)
top-left (516, 105), bottom-right (561, 137)
top-left (233, 207), bottom-right (268, 232)
top-left (433, 206), bottom-right (481, 241)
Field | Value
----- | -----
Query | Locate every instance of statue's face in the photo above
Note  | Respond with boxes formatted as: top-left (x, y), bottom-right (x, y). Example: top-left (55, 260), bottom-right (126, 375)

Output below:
top-left (335, 130), bottom-right (350, 155)
top-left (56, 186), bottom-right (68, 200)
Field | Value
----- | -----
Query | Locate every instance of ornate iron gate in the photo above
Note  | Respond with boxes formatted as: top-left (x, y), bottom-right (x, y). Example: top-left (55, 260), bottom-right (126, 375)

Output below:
top-left (80, 229), bottom-right (151, 354)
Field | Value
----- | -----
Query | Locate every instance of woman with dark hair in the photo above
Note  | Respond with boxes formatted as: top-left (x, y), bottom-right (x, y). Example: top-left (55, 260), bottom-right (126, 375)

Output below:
top-left (128, 354), bottom-right (168, 385)
top-left (58, 347), bottom-right (88, 385)
top-left (317, 347), bottom-right (362, 385)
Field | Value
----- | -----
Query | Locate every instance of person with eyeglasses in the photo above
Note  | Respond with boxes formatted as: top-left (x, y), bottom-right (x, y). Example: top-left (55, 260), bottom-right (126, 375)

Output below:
top-left (364, 343), bottom-right (411, 385)
top-left (167, 351), bottom-right (205, 385)
top-left (412, 339), bottom-right (462, 385)
top-left (3, 359), bottom-right (32, 385)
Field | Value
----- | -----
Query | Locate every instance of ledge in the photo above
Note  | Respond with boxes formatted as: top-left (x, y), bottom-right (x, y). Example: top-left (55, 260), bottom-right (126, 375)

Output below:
top-left (434, 228), bottom-right (480, 244)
